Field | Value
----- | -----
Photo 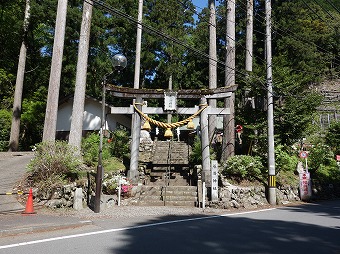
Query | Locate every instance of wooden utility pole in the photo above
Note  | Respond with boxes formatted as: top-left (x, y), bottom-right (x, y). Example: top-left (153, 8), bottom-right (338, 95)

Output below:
top-left (245, 0), bottom-right (253, 72)
top-left (68, 1), bottom-right (93, 149)
top-left (222, 0), bottom-right (236, 161)
top-left (208, 0), bottom-right (217, 142)
top-left (265, 0), bottom-right (276, 205)
top-left (42, 0), bottom-right (68, 141)
top-left (8, 0), bottom-right (30, 151)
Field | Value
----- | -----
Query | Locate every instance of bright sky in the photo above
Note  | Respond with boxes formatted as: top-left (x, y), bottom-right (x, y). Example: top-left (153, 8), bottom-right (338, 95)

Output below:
top-left (193, 0), bottom-right (207, 9)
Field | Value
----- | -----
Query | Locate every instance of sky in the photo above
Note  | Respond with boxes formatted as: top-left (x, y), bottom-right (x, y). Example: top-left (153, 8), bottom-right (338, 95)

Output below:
top-left (192, 1), bottom-right (220, 12)
top-left (193, 0), bottom-right (208, 10)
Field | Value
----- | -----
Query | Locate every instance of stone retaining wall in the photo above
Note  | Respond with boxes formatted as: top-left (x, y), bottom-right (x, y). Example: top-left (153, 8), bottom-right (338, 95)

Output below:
top-left (207, 181), bottom-right (300, 210)
top-left (34, 178), bottom-right (338, 210)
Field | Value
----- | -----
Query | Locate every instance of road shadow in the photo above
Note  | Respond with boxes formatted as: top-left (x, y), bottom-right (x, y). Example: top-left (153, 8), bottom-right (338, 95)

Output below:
top-left (108, 201), bottom-right (340, 254)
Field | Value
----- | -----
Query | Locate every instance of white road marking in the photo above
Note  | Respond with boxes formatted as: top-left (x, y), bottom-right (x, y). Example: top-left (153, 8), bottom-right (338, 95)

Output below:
top-left (0, 208), bottom-right (275, 249)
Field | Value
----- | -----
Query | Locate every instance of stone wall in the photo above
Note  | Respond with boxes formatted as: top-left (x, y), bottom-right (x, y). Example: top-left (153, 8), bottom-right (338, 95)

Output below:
top-left (33, 177), bottom-right (338, 210)
top-left (34, 182), bottom-right (88, 210)
top-left (207, 179), bottom-right (301, 210)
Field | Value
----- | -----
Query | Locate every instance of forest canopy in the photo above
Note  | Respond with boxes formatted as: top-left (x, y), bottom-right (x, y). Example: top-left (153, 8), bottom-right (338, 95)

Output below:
top-left (0, 0), bottom-right (339, 151)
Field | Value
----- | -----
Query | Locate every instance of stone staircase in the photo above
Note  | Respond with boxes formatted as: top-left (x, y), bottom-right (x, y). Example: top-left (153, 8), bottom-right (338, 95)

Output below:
top-left (152, 141), bottom-right (190, 165)
top-left (136, 185), bottom-right (198, 207)
top-left (136, 140), bottom-right (198, 207)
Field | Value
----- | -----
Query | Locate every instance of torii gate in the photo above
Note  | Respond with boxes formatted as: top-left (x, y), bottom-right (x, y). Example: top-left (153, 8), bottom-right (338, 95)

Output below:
top-left (106, 84), bottom-right (237, 199)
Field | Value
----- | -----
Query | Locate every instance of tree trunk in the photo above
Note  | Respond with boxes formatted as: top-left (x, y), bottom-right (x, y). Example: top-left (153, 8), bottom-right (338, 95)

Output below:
top-left (222, 0), bottom-right (236, 161)
top-left (208, 0), bottom-right (217, 142)
top-left (8, 0), bottom-right (30, 151)
top-left (42, 0), bottom-right (68, 142)
top-left (68, 1), bottom-right (93, 150)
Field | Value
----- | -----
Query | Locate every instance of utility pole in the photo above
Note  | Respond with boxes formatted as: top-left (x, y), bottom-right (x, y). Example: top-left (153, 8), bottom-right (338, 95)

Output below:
top-left (8, 0), bottom-right (30, 151)
top-left (208, 0), bottom-right (217, 142)
top-left (42, 0), bottom-right (68, 142)
top-left (222, 0), bottom-right (236, 161)
top-left (69, 1), bottom-right (93, 150)
top-left (265, 0), bottom-right (276, 205)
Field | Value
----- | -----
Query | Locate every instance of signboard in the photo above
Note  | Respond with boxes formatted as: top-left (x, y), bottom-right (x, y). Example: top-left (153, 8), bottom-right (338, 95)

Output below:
top-left (164, 91), bottom-right (177, 111)
top-left (211, 160), bottom-right (218, 201)
top-left (299, 151), bottom-right (308, 159)
top-left (299, 172), bottom-right (312, 201)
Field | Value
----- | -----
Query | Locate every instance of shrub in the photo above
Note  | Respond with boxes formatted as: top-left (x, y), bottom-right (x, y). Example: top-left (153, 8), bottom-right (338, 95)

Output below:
top-left (103, 156), bottom-right (126, 173)
top-left (275, 145), bottom-right (299, 173)
top-left (308, 144), bottom-right (335, 173)
top-left (189, 136), bottom-right (202, 165)
top-left (221, 155), bottom-right (265, 182)
top-left (81, 132), bottom-right (110, 167)
top-left (27, 141), bottom-right (83, 187)
top-left (325, 121), bottom-right (340, 155)
top-left (109, 129), bottom-right (130, 159)
top-left (314, 164), bottom-right (340, 184)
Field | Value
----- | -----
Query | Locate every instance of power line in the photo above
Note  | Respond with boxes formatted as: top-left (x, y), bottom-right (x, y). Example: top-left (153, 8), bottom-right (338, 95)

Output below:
top-left (312, 0), bottom-right (335, 19)
top-left (324, 0), bottom-right (340, 14)
top-left (87, 0), bottom-right (336, 100)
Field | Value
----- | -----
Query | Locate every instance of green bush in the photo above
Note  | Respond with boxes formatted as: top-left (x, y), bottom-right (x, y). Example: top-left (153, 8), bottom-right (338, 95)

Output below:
top-left (189, 136), bottom-right (202, 165)
top-left (307, 143), bottom-right (340, 184)
top-left (314, 164), bottom-right (340, 184)
top-left (81, 132), bottom-right (110, 167)
top-left (27, 141), bottom-right (83, 187)
top-left (308, 144), bottom-right (335, 173)
top-left (274, 145), bottom-right (300, 186)
top-left (221, 155), bottom-right (265, 182)
top-left (109, 129), bottom-right (130, 159)
top-left (325, 121), bottom-right (340, 155)
top-left (275, 145), bottom-right (299, 173)
top-left (103, 156), bottom-right (126, 173)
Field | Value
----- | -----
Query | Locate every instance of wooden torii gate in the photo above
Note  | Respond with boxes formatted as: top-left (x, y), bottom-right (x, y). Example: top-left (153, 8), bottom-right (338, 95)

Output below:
top-left (106, 84), bottom-right (237, 199)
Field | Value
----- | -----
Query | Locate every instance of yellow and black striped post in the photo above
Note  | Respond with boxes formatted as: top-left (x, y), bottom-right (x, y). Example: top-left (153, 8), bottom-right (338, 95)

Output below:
top-left (268, 175), bottom-right (276, 188)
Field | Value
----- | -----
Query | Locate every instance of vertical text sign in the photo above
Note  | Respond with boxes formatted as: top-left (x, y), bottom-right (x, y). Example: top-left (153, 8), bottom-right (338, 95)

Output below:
top-left (299, 172), bottom-right (312, 201)
top-left (211, 160), bottom-right (218, 201)
top-left (164, 92), bottom-right (177, 111)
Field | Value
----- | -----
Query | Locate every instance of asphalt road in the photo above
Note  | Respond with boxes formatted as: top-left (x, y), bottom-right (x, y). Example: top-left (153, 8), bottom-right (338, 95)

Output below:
top-left (0, 152), bottom-right (34, 214)
top-left (0, 199), bottom-right (339, 254)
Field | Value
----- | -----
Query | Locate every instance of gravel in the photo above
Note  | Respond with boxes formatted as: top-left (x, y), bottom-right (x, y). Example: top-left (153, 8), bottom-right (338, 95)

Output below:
top-left (36, 204), bottom-right (237, 220)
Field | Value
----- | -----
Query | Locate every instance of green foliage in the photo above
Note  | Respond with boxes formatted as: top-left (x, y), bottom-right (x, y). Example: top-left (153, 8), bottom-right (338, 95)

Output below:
top-left (274, 92), bottom-right (323, 146)
top-left (325, 121), bottom-right (340, 155)
top-left (314, 164), bottom-right (340, 184)
top-left (0, 109), bottom-right (11, 151)
top-left (103, 157), bottom-right (125, 173)
top-left (274, 145), bottom-right (299, 186)
top-left (308, 144), bottom-right (335, 173)
top-left (109, 129), bottom-right (130, 159)
top-left (189, 136), bottom-right (202, 165)
top-left (275, 145), bottom-right (299, 173)
top-left (81, 131), bottom-right (127, 173)
top-left (27, 141), bottom-right (83, 187)
top-left (81, 132), bottom-right (111, 167)
top-left (221, 155), bottom-right (265, 182)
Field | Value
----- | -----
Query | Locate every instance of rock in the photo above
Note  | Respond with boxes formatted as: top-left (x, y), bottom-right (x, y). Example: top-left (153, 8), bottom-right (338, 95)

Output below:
top-left (73, 187), bottom-right (83, 210)
top-left (231, 200), bottom-right (240, 208)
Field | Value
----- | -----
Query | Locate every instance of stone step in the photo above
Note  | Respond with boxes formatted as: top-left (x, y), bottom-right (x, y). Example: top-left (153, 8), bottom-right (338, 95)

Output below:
top-left (138, 200), bottom-right (197, 207)
top-left (162, 195), bottom-right (197, 202)
top-left (140, 186), bottom-right (197, 193)
top-left (162, 190), bottom-right (198, 197)
top-left (137, 185), bottom-right (198, 207)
